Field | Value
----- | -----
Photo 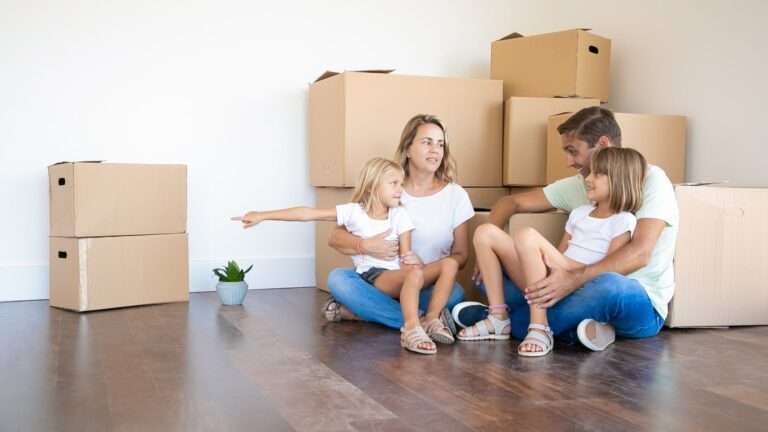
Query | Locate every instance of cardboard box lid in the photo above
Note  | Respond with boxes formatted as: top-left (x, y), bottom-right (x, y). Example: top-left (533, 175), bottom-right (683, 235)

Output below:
top-left (314, 69), bottom-right (395, 83)
top-left (496, 28), bottom-right (592, 41)
top-left (49, 160), bottom-right (104, 167)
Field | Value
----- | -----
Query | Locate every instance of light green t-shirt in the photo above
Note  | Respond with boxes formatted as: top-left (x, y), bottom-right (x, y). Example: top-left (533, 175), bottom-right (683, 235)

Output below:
top-left (543, 165), bottom-right (679, 318)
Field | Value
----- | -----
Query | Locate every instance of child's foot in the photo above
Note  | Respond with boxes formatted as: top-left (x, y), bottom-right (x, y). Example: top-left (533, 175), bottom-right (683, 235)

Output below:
top-left (422, 316), bottom-right (455, 344)
top-left (400, 325), bottom-right (437, 355)
top-left (456, 314), bottom-right (511, 341)
top-left (577, 319), bottom-right (615, 351)
top-left (518, 323), bottom-right (554, 357)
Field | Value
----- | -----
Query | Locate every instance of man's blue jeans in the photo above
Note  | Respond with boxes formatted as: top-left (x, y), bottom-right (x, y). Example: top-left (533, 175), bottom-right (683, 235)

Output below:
top-left (327, 268), bottom-right (465, 329)
top-left (478, 272), bottom-right (665, 344)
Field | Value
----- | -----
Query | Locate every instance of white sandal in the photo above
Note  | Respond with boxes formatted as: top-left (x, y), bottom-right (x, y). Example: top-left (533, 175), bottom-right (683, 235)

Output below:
top-left (577, 319), bottom-right (615, 351)
top-left (400, 325), bottom-right (437, 355)
top-left (517, 323), bottom-right (554, 357)
top-left (457, 304), bottom-right (511, 341)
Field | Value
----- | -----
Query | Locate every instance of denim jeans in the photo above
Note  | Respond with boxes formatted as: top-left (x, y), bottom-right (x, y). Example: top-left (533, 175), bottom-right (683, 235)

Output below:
top-left (478, 272), bottom-right (665, 344)
top-left (328, 268), bottom-right (466, 329)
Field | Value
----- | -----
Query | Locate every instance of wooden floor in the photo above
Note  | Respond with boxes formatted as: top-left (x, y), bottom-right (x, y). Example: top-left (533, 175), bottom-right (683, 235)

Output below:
top-left (1, 289), bottom-right (768, 432)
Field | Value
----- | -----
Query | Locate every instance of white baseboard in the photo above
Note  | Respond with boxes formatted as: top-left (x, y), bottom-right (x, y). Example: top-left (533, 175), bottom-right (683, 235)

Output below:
top-left (0, 256), bottom-right (316, 302)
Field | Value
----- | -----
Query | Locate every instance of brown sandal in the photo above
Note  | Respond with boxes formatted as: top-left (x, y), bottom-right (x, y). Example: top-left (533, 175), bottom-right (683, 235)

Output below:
top-left (400, 325), bottom-right (437, 355)
top-left (422, 318), bottom-right (455, 344)
top-left (322, 297), bottom-right (341, 322)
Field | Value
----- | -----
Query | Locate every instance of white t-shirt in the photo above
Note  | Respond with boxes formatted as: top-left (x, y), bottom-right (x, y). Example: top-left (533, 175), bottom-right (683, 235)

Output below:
top-left (400, 183), bottom-right (475, 264)
top-left (336, 203), bottom-right (415, 273)
top-left (563, 204), bottom-right (637, 265)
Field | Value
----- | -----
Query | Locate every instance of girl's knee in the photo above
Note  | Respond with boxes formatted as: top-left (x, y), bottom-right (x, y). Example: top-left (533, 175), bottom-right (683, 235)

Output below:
top-left (404, 266), bottom-right (424, 285)
top-left (473, 223), bottom-right (503, 247)
top-left (440, 258), bottom-right (459, 275)
top-left (512, 226), bottom-right (537, 246)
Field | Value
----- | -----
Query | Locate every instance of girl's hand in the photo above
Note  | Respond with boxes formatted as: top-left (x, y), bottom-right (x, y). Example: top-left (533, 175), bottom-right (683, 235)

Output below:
top-left (230, 211), bottom-right (262, 229)
top-left (472, 266), bottom-right (483, 286)
top-left (400, 251), bottom-right (424, 268)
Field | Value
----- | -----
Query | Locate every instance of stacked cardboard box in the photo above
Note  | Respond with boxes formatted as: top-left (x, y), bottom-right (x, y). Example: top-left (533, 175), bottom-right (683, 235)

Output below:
top-left (48, 162), bottom-right (189, 312)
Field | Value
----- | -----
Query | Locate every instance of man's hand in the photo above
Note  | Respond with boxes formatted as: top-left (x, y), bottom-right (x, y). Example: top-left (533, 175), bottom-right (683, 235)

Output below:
top-left (231, 212), bottom-right (262, 228)
top-left (525, 256), bottom-right (586, 308)
top-left (399, 251), bottom-right (424, 268)
top-left (361, 229), bottom-right (399, 261)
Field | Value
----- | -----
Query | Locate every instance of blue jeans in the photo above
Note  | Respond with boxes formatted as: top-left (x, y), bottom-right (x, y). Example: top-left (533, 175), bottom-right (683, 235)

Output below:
top-left (479, 272), bottom-right (665, 344)
top-left (328, 268), bottom-right (466, 329)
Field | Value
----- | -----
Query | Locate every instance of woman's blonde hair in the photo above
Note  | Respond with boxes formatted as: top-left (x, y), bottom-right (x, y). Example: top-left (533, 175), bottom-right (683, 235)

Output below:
top-left (350, 157), bottom-right (404, 212)
top-left (590, 147), bottom-right (647, 213)
top-left (394, 114), bottom-right (457, 184)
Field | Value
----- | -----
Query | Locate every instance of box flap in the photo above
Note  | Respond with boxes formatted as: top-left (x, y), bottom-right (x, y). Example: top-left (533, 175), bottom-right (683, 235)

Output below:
top-left (497, 28), bottom-right (591, 41)
top-left (49, 160), bottom-right (104, 167)
top-left (677, 181), bottom-right (726, 187)
top-left (314, 69), bottom-right (395, 83)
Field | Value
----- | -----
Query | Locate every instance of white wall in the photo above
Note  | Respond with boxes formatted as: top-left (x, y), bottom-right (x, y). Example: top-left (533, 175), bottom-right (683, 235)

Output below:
top-left (1, 0), bottom-right (765, 302)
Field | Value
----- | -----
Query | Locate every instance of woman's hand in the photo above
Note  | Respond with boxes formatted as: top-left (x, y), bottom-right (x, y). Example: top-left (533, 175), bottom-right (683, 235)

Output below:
top-left (230, 211), bottom-right (262, 229)
top-left (361, 230), bottom-right (399, 261)
top-left (399, 251), bottom-right (424, 268)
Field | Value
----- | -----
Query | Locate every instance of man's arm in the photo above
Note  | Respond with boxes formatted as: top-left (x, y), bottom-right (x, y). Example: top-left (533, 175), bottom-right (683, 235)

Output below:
top-left (488, 189), bottom-right (555, 228)
top-left (527, 218), bottom-right (666, 307)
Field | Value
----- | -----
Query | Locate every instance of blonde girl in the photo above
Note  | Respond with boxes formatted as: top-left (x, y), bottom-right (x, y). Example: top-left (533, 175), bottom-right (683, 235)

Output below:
top-left (459, 147), bottom-right (647, 357)
top-left (232, 157), bottom-right (457, 355)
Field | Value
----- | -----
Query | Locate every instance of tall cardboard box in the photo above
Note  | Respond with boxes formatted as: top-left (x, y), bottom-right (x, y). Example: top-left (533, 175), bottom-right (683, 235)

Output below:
top-left (546, 113), bottom-right (687, 184)
top-left (491, 29), bottom-right (611, 102)
top-left (667, 185), bottom-right (768, 327)
top-left (49, 234), bottom-right (189, 312)
top-left (503, 97), bottom-right (600, 186)
top-left (458, 211), bottom-right (567, 301)
top-left (466, 187), bottom-right (510, 210)
top-left (49, 162), bottom-right (187, 237)
top-left (309, 71), bottom-right (504, 187)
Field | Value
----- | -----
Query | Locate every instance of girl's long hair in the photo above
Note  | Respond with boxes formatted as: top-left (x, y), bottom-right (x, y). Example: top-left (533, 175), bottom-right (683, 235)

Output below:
top-left (394, 114), bottom-right (457, 184)
top-left (351, 157), bottom-right (404, 212)
top-left (590, 147), bottom-right (647, 213)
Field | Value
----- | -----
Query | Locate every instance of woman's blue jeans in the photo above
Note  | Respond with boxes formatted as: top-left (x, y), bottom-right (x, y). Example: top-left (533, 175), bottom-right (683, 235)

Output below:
top-left (327, 268), bottom-right (465, 329)
top-left (479, 272), bottom-right (665, 344)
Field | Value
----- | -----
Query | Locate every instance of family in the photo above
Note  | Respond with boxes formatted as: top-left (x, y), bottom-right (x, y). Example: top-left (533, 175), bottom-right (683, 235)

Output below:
top-left (233, 107), bottom-right (679, 357)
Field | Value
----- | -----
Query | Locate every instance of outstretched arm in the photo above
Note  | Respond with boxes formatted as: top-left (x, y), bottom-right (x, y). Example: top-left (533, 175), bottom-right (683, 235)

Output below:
top-left (231, 207), bottom-right (337, 228)
top-left (488, 189), bottom-right (554, 228)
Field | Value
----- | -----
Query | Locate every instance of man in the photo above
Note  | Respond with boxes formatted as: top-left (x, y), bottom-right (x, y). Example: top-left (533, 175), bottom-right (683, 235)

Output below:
top-left (453, 107), bottom-right (678, 350)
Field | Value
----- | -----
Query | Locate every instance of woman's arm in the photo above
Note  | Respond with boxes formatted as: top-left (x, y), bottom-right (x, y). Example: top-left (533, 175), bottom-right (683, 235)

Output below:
top-left (328, 226), bottom-right (399, 260)
top-left (232, 207), bottom-right (336, 228)
top-left (448, 221), bottom-right (470, 269)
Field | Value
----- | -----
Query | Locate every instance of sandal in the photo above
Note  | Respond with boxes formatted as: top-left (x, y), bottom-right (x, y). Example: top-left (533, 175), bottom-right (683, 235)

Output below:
top-left (422, 317), bottom-right (455, 344)
top-left (322, 297), bottom-right (341, 322)
top-left (456, 305), bottom-right (511, 341)
top-left (400, 325), bottom-right (437, 355)
top-left (517, 323), bottom-right (554, 357)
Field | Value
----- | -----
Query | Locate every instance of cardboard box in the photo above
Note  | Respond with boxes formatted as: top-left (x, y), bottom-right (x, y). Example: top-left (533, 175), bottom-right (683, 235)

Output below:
top-left (49, 234), bottom-right (189, 312)
top-left (546, 113), bottom-right (687, 184)
top-left (49, 162), bottom-right (187, 237)
top-left (315, 188), bottom-right (355, 292)
top-left (466, 187), bottom-right (511, 210)
top-left (491, 29), bottom-right (611, 102)
top-left (667, 185), bottom-right (768, 327)
top-left (503, 97), bottom-right (600, 186)
top-left (458, 211), bottom-right (567, 301)
top-left (309, 71), bottom-right (504, 187)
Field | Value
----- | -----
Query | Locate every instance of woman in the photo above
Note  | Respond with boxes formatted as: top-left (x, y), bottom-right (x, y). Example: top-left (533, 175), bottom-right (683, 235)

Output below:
top-left (325, 114), bottom-right (473, 332)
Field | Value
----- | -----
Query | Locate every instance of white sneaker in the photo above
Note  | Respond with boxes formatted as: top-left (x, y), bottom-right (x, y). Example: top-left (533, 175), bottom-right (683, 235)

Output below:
top-left (577, 319), bottom-right (616, 351)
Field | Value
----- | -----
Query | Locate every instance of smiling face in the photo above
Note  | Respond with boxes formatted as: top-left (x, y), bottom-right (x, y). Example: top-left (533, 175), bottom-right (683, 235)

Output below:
top-left (375, 168), bottom-right (405, 208)
top-left (405, 123), bottom-right (445, 175)
top-left (560, 133), bottom-right (602, 178)
top-left (584, 171), bottom-right (610, 203)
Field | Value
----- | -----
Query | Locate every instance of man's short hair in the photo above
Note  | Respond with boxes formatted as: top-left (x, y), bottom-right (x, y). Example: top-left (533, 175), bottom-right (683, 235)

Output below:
top-left (557, 106), bottom-right (622, 147)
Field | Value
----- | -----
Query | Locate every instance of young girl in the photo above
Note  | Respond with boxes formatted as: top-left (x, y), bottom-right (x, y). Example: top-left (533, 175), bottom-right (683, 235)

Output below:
top-left (458, 147), bottom-right (647, 357)
top-left (231, 157), bottom-right (457, 355)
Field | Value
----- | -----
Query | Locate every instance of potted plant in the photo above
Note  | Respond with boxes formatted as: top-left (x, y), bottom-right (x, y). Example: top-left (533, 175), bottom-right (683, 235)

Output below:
top-left (213, 260), bottom-right (253, 305)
